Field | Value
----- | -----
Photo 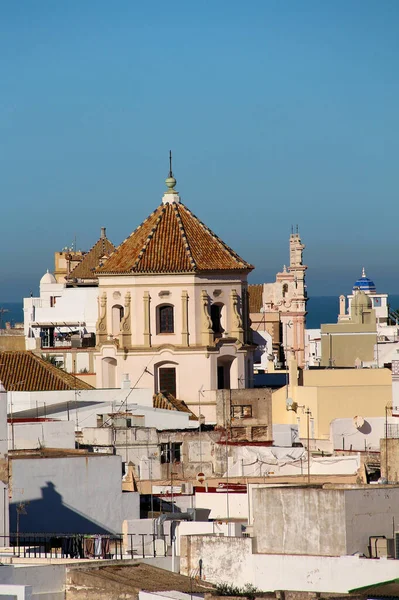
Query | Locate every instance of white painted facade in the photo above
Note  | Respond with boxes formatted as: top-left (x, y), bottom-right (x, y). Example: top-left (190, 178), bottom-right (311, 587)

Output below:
top-left (23, 272), bottom-right (98, 373)
top-left (10, 454), bottom-right (139, 534)
top-left (24, 273), bottom-right (98, 347)
top-left (9, 388), bottom-right (151, 428)
top-left (330, 416), bottom-right (399, 452)
top-left (227, 446), bottom-right (360, 478)
top-left (0, 564), bottom-right (65, 600)
top-left (175, 520), bottom-right (242, 556)
top-left (304, 328), bottom-right (321, 368)
top-left (9, 420), bottom-right (75, 450)
top-left (252, 329), bottom-right (273, 370)
top-left (194, 491), bottom-right (249, 520)
top-left (181, 534), bottom-right (399, 594)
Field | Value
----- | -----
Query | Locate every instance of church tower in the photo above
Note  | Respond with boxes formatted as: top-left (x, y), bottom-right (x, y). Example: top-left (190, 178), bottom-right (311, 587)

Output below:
top-left (94, 156), bottom-right (255, 422)
top-left (259, 228), bottom-right (308, 367)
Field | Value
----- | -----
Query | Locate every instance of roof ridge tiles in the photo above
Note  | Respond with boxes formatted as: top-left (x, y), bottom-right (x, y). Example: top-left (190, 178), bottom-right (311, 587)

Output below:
top-left (173, 203), bottom-right (197, 271)
top-left (179, 202), bottom-right (252, 268)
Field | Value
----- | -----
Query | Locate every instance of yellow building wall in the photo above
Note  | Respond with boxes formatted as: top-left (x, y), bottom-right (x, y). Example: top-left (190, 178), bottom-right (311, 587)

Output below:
top-left (0, 335), bottom-right (25, 351)
top-left (321, 332), bottom-right (376, 367)
top-left (272, 367), bottom-right (392, 440)
top-left (302, 368), bottom-right (391, 387)
top-left (316, 384), bottom-right (391, 440)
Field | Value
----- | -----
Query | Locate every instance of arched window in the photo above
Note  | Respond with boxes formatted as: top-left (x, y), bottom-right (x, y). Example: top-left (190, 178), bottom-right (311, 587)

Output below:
top-left (112, 304), bottom-right (124, 335)
top-left (211, 303), bottom-right (224, 336)
top-left (102, 357), bottom-right (117, 388)
top-left (282, 283), bottom-right (288, 298)
top-left (158, 305), bottom-right (174, 334)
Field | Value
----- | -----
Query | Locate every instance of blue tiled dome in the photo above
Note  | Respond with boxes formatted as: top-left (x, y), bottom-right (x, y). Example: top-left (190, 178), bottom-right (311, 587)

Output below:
top-left (353, 268), bottom-right (376, 293)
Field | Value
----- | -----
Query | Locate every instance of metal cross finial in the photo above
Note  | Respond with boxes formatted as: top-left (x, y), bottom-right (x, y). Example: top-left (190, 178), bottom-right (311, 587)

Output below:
top-left (169, 150), bottom-right (173, 178)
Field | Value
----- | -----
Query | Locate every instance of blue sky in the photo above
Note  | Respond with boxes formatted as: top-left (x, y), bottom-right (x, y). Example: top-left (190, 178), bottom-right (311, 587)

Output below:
top-left (0, 1), bottom-right (398, 301)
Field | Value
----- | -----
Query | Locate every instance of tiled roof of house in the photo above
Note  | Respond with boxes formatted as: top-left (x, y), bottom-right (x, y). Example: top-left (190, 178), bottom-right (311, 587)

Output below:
top-left (153, 392), bottom-right (198, 421)
top-left (248, 284), bottom-right (263, 313)
top-left (67, 233), bottom-right (115, 280)
top-left (0, 351), bottom-right (93, 391)
top-left (96, 202), bottom-right (253, 275)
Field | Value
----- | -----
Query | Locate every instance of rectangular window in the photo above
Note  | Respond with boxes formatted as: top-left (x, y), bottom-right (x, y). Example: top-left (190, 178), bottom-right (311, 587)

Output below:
top-left (231, 405), bottom-right (253, 419)
top-left (159, 305), bottom-right (174, 333)
top-left (160, 442), bottom-right (182, 464)
top-left (159, 367), bottom-right (176, 397)
top-left (41, 327), bottom-right (55, 348)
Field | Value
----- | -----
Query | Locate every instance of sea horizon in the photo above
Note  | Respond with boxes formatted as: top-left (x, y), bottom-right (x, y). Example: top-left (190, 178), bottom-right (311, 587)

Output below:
top-left (4, 294), bottom-right (399, 331)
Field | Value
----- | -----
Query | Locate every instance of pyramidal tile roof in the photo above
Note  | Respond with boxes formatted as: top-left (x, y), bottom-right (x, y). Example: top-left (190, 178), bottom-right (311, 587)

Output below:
top-left (96, 200), bottom-right (253, 275)
top-left (0, 351), bottom-right (93, 391)
top-left (67, 231), bottom-right (115, 280)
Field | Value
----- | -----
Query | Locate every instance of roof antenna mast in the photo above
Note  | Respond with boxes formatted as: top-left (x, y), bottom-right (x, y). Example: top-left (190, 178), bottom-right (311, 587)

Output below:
top-left (169, 150), bottom-right (173, 178)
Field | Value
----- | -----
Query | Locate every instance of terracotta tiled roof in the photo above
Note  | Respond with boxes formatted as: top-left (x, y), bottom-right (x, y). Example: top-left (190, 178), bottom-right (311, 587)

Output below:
top-left (153, 392), bottom-right (198, 421)
top-left (67, 236), bottom-right (115, 280)
top-left (0, 351), bottom-right (93, 391)
top-left (97, 201), bottom-right (253, 275)
top-left (248, 284), bottom-right (263, 313)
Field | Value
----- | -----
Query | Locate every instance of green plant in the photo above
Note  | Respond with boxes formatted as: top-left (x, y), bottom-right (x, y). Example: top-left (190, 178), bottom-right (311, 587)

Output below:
top-left (41, 354), bottom-right (58, 365)
top-left (215, 583), bottom-right (259, 599)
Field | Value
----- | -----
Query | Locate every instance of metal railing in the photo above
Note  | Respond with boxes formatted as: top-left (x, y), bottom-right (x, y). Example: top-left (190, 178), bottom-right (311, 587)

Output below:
top-left (126, 533), bottom-right (170, 558)
top-left (0, 533), bottom-right (124, 560)
top-left (0, 532), bottom-right (171, 560)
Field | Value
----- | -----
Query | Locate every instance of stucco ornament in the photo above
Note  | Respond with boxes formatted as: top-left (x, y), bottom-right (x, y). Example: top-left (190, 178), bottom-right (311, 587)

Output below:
top-left (96, 292), bottom-right (108, 344)
top-left (120, 292), bottom-right (131, 333)
top-left (231, 289), bottom-right (243, 330)
top-left (201, 290), bottom-right (213, 331)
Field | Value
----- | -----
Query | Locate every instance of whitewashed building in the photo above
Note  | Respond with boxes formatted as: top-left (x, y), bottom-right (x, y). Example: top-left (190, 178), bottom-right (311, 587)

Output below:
top-left (23, 228), bottom-right (115, 375)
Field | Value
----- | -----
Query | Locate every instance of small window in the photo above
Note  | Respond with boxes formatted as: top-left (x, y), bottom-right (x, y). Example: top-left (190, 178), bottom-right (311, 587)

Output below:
top-left (112, 304), bottom-right (124, 335)
top-left (231, 405), bottom-right (253, 419)
top-left (158, 305), bottom-right (174, 333)
top-left (159, 367), bottom-right (177, 397)
top-left (282, 284), bottom-right (288, 298)
top-left (211, 304), bottom-right (223, 335)
top-left (160, 442), bottom-right (182, 464)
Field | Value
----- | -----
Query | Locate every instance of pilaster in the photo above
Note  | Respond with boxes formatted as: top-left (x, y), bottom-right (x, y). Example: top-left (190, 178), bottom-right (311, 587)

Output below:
top-left (143, 291), bottom-right (151, 347)
top-left (181, 290), bottom-right (189, 346)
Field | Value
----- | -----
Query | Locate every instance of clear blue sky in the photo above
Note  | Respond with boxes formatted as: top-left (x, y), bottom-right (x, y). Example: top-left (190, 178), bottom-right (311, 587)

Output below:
top-left (1, 1), bottom-right (398, 301)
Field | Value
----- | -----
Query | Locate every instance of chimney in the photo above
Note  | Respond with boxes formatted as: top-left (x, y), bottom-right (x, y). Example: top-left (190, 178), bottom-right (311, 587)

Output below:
top-left (121, 374), bottom-right (131, 390)
top-left (101, 227), bottom-right (106, 239)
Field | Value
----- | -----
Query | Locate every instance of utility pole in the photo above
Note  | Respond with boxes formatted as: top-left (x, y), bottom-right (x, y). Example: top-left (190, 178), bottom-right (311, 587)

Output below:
top-left (305, 407), bottom-right (312, 484)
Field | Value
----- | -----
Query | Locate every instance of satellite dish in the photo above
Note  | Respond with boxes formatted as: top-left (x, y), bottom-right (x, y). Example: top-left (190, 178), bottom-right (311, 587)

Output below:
top-left (286, 398), bottom-right (298, 412)
top-left (353, 415), bottom-right (365, 429)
